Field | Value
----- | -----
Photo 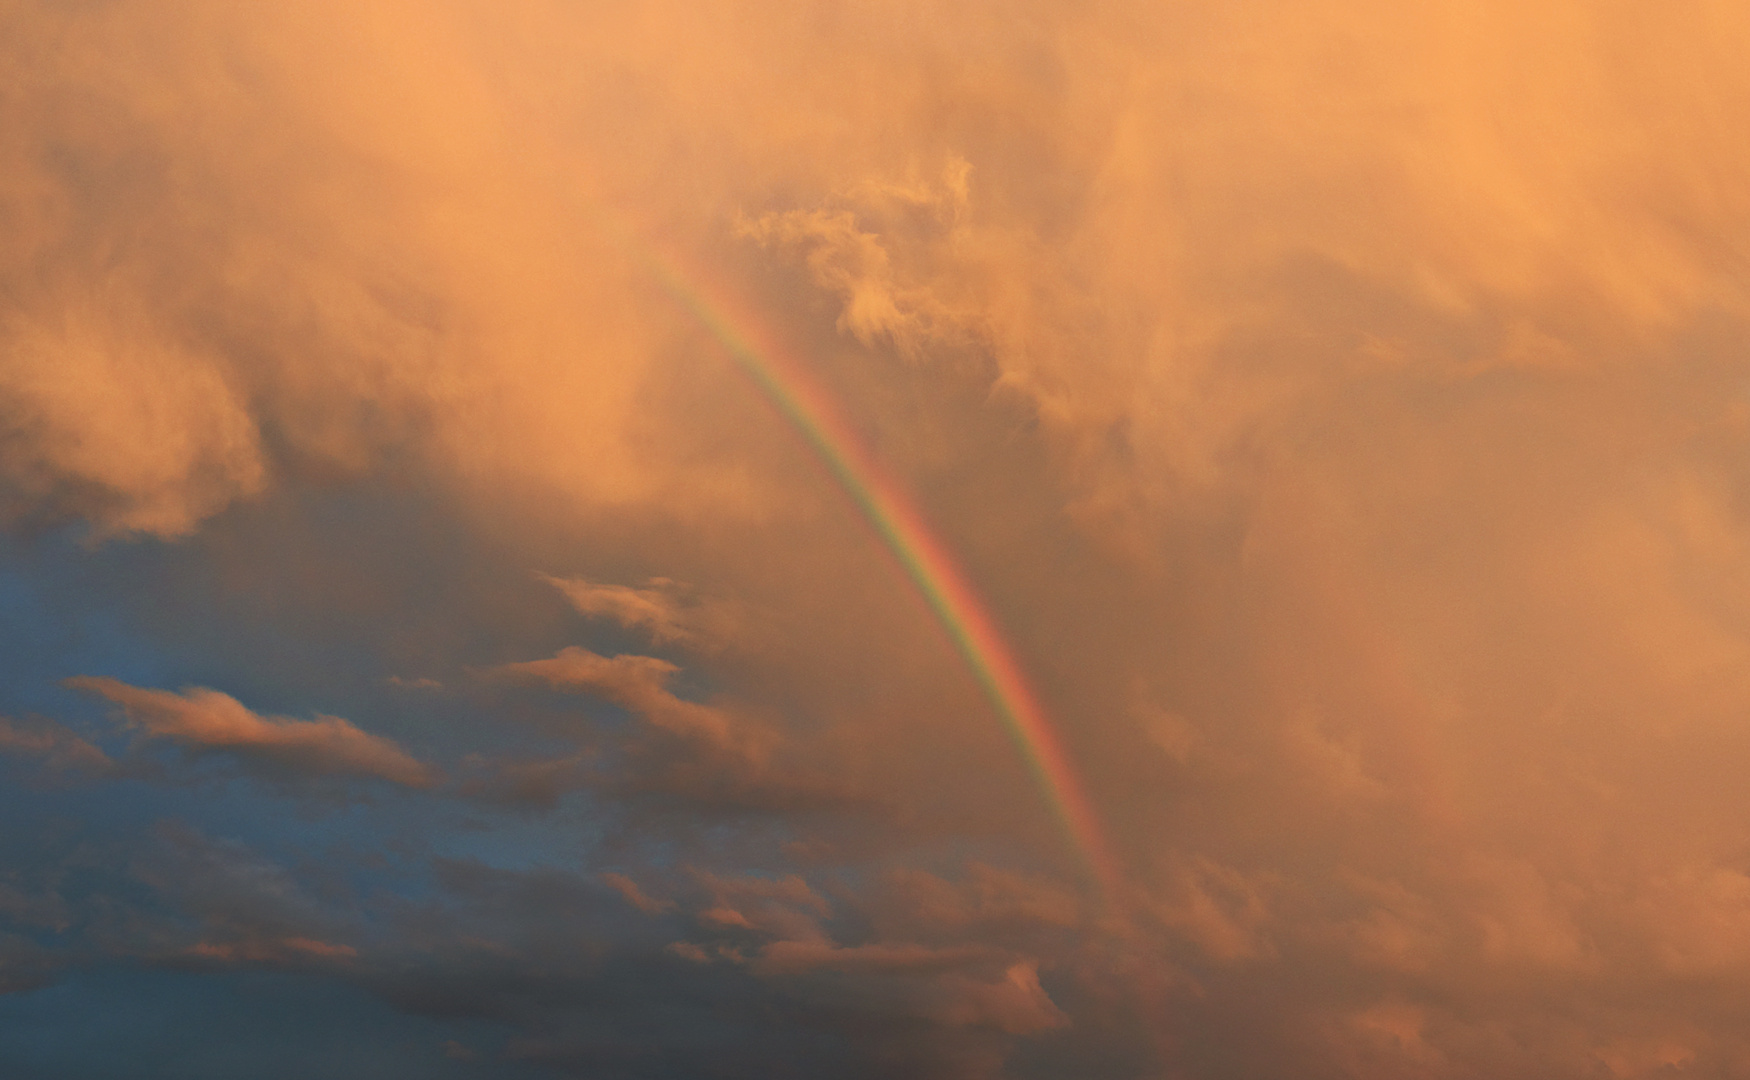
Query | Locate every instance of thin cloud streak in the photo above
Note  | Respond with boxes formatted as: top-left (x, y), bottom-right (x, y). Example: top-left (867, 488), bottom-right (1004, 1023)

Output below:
top-left (67, 676), bottom-right (438, 789)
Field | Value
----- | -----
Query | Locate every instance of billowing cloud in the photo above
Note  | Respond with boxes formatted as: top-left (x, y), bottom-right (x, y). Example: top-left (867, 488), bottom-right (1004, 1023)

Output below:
top-left (1, 0), bottom-right (1750, 1076)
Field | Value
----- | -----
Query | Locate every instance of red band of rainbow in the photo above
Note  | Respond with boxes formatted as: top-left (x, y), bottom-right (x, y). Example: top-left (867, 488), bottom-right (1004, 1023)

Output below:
top-left (645, 247), bottom-right (1123, 899)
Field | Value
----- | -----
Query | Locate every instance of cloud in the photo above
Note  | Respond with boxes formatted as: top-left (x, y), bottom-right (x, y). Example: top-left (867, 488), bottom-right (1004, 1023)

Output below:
top-left (488, 646), bottom-right (855, 812)
top-left (5, 0), bottom-right (1750, 1076)
top-left (121, 821), bottom-right (367, 970)
top-left (345, 857), bottom-right (1064, 1079)
top-left (664, 867), bottom-right (1072, 1051)
top-left (602, 872), bottom-right (675, 915)
top-left (932, 962), bottom-right (1069, 1036)
top-left (454, 751), bottom-right (591, 810)
top-left (0, 715), bottom-right (114, 777)
top-left (182, 936), bottom-right (358, 965)
top-left (0, 301), bottom-right (267, 539)
top-left (870, 865), bottom-right (1084, 937)
top-left (66, 676), bottom-right (437, 788)
top-left (1146, 857), bottom-right (1278, 965)
top-left (690, 869), bottom-right (830, 936)
top-left (752, 939), bottom-right (1003, 977)
top-left (541, 575), bottom-right (693, 643)
top-left (384, 675), bottom-right (443, 692)
top-left (491, 648), bottom-right (735, 748)
top-left (739, 203), bottom-right (965, 357)
top-left (540, 574), bottom-right (739, 649)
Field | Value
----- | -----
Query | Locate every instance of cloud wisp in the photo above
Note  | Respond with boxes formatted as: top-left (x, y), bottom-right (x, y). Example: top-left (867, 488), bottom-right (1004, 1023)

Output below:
top-left (66, 677), bottom-right (438, 789)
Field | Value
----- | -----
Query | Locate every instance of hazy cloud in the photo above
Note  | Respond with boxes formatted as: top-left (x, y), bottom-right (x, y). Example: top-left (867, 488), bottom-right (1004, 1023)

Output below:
top-left (0, 715), bottom-right (113, 777)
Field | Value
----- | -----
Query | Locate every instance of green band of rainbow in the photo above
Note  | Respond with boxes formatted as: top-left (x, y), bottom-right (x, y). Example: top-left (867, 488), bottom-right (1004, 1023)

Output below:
top-left (645, 249), bottom-right (1122, 898)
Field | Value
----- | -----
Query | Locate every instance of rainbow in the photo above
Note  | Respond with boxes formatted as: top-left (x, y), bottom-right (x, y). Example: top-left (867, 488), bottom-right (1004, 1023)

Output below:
top-left (643, 249), bottom-right (1123, 899)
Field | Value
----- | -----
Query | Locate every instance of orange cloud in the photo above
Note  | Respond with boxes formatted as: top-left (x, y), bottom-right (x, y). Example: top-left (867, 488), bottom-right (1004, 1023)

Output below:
top-left (542, 576), bottom-right (700, 644)
top-left (494, 648), bottom-right (728, 743)
top-left (540, 574), bottom-right (742, 649)
top-left (7, 0), bottom-right (1750, 1074)
top-left (602, 871), bottom-right (676, 915)
top-left (488, 646), bottom-right (858, 811)
top-left (0, 716), bottom-right (113, 776)
top-left (184, 936), bottom-right (358, 965)
top-left (66, 676), bottom-right (436, 788)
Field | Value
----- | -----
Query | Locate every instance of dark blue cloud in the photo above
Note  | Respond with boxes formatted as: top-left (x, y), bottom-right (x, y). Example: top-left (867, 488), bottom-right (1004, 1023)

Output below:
top-left (0, 968), bottom-right (554, 1080)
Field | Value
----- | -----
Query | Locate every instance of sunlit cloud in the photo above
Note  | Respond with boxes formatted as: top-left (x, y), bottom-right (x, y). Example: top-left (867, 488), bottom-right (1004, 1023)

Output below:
top-left (67, 677), bottom-right (438, 789)
top-left (2, 0), bottom-right (1749, 1075)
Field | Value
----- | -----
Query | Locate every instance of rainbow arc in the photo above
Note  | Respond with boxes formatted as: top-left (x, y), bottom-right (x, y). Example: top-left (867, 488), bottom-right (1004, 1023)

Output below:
top-left (645, 247), bottom-right (1123, 900)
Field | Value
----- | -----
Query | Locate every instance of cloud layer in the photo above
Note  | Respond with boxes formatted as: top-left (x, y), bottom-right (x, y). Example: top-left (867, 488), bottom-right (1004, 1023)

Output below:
top-left (2, 0), bottom-right (1750, 1076)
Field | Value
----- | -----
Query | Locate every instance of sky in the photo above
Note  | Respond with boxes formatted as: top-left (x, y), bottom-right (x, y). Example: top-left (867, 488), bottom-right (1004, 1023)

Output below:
top-left (2, 1), bottom-right (1750, 1076)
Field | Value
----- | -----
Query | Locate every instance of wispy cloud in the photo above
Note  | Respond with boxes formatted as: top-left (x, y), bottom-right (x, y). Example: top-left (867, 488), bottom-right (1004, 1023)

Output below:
top-left (0, 716), bottom-right (114, 777)
top-left (66, 677), bottom-right (437, 788)
top-left (489, 647), bottom-right (856, 811)
top-left (539, 574), bottom-right (739, 649)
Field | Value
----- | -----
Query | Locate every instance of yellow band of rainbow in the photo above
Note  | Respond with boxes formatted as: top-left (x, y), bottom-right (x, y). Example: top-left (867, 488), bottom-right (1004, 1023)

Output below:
top-left (645, 247), bottom-right (1123, 899)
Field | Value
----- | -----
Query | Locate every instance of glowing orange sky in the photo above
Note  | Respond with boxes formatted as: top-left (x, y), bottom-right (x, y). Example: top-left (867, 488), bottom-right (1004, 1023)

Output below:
top-left (3, 1), bottom-right (1750, 1076)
